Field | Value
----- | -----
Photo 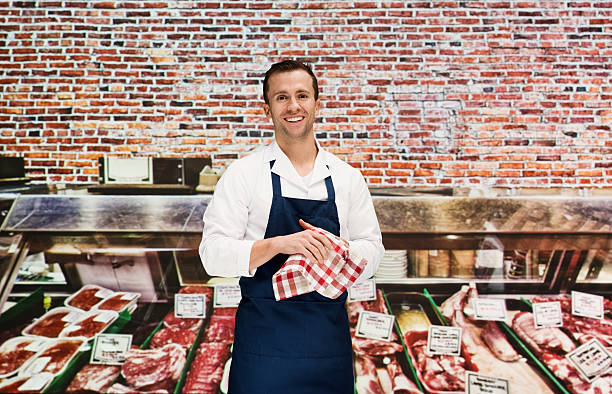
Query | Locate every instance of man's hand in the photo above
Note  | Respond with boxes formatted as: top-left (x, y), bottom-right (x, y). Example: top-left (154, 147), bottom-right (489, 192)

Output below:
top-left (299, 219), bottom-right (349, 249)
top-left (249, 219), bottom-right (348, 272)
top-left (276, 219), bottom-right (333, 264)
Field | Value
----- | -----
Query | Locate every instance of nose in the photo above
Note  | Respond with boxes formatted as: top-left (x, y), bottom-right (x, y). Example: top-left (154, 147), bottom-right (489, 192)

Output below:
top-left (287, 96), bottom-right (300, 111)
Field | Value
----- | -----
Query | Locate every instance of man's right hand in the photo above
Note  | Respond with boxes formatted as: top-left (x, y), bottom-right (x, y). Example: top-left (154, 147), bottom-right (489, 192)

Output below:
top-left (248, 219), bottom-right (333, 272)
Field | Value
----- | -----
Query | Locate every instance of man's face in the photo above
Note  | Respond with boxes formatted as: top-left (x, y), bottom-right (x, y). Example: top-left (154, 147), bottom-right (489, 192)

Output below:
top-left (263, 69), bottom-right (320, 143)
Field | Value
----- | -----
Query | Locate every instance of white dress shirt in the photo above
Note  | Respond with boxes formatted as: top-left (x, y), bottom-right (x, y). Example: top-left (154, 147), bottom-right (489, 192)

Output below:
top-left (199, 141), bottom-right (384, 281)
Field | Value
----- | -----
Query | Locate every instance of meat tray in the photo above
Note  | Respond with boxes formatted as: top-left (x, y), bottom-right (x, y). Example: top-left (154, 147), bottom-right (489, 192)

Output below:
top-left (0, 372), bottom-right (55, 393)
top-left (22, 307), bottom-right (86, 338)
top-left (505, 296), bottom-right (612, 394)
top-left (404, 330), bottom-right (479, 394)
top-left (64, 284), bottom-right (115, 311)
top-left (93, 291), bottom-right (140, 314)
top-left (0, 336), bottom-right (47, 378)
top-left (58, 309), bottom-right (119, 340)
top-left (18, 338), bottom-right (86, 378)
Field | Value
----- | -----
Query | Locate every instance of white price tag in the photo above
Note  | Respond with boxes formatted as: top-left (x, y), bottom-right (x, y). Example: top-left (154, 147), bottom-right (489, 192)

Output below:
top-left (427, 325), bottom-right (462, 356)
top-left (566, 339), bottom-right (612, 382)
top-left (121, 293), bottom-right (138, 301)
top-left (533, 301), bottom-right (563, 328)
top-left (25, 356), bottom-right (51, 374)
top-left (63, 310), bottom-right (83, 323)
top-left (214, 285), bottom-right (242, 308)
top-left (473, 298), bottom-right (507, 321)
top-left (355, 311), bottom-right (395, 341)
top-left (96, 288), bottom-right (114, 299)
top-left (572, 291), bottom-right (603, 319)
top-left (348, 279), bottom-right (377, 302)
top-left (175, 293), bottom-right (206, 319)
top-left (91, 334), bottom-right (132, 365)
top-left (24, 339), bottom-right (45, 352)
top-left (466, 372), bottom-right (510, 394)
top-left (18, 373), bottom-right (53, 392)
top-left (94, 311), bottom-right (115, 323)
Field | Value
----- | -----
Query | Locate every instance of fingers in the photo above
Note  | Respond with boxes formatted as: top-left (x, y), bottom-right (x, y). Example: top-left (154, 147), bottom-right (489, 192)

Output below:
top-left (299, 219), bottom-right (314, 230)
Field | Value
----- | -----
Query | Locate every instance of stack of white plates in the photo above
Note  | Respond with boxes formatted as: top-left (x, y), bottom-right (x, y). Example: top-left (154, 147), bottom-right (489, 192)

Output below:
top-left (374, 250), bottom-right (408, 279)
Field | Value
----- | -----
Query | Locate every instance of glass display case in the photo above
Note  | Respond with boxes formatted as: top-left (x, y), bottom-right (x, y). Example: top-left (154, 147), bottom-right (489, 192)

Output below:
top-left (0, 193), bottom-right (610, 393)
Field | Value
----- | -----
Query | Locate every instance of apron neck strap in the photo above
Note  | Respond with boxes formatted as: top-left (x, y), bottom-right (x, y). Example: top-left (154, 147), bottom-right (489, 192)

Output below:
top-left (269, 160), bottom-right (335, 202)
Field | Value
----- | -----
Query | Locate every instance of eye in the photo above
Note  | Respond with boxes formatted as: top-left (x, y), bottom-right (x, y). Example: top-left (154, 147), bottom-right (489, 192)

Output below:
top-left (299, 93), bottom-right (309, 99)
top-left (277, 95), bottom-right (287, 101)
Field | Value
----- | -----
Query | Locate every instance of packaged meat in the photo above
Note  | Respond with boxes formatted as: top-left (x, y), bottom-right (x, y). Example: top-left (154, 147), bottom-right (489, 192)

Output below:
top-left (0, 373), bottom-right (55, 393)
top-left (59, 310), bottom-right (118, 339)
top-left (150, 326), bottom-right (197, 349)
top-left (22, 307), bottom-right (85, 338)
top-left (0, 337), bottom-right (46, 378)
top-left (18, 338), bottom-right (85, 377)
top-left (94, 292), bottom-right (140, 313)
top-left (404, 330), bottom-right (478, 393)
top-left (65, 284), bottom-right (114, 311)
top-left (121, 343), bottom-right (185, 391)
top-left (66, 363), bottom-right (121, 393)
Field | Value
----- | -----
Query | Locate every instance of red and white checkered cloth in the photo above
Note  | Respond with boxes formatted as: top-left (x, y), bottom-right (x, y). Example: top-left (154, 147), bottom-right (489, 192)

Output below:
top-left (272, 227), bottom-right (367, 301)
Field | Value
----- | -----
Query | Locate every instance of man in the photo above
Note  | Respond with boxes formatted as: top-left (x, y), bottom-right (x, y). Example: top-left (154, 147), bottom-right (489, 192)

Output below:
top-left (200, 60), bottom-right (384, 394)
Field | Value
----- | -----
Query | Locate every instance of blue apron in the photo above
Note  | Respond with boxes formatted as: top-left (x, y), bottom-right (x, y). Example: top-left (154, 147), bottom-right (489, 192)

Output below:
top-left (228, 161), bottom-right (354, 394)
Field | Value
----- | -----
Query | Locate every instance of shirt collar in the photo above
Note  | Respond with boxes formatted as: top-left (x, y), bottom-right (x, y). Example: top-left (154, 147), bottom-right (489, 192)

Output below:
top-left (264, 141), bottom-right (332, 186)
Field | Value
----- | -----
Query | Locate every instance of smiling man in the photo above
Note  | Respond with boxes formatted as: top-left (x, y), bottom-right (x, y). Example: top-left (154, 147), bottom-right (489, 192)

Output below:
top-left (199, 60), bottom-right (384, 394)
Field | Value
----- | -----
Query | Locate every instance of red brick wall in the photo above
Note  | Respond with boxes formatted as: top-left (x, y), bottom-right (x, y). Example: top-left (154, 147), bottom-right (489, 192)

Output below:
top-left (1, 1), bottom-right (611, 188)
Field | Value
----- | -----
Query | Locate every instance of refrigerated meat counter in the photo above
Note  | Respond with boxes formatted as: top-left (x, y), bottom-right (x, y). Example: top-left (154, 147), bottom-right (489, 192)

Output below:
top-left (0, 193), bottom-right (610, 393)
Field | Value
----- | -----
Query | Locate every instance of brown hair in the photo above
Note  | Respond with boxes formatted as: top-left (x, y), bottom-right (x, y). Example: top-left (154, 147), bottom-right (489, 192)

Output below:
top-left (263, 60), bottom-right (319, 104)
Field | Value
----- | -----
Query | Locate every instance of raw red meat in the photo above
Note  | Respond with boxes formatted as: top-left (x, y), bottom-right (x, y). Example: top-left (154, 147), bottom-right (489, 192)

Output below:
top-left (22, 338), bottom-right (84, 376)
top-left (354, 356), bottom-right (385, 394)
top-left (203, 315), bottom-right (236, 343)
top-left (481, 321), bottom-right (520, 361)
top-left (351, 334), bottom-right (403, 357)
top-left (386, 356), bottom-right (422, 394)
top-left (96, 292), bottom-right (138, 312)
top-left (0, 337), bottom-right (41, 376)
top-left (60, 311), bottom-right (117, 339)
top-left (512, 311), bottom-right (576, 356)
top-left (24, 308), bottom-right (83, 338)
top-left (151, 326), bottom-right (197, 349)
top-left (405, 331), bottom-right (476, 393)
top-left (163, 311), bottom-right (202, 331)
top-left (67, 287), bottom-right (109, 311)
top-left (66, 364), bottom-right (121, 393)
top-left (121, 343), bottom-right (185, 390)
top-left (182, 342), bottom-right (231, 394)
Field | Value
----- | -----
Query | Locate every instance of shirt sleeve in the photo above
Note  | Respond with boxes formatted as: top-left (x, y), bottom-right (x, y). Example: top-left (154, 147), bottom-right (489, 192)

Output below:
top-left (199, 162), bottom-right (255, 278)
top-left (345, 170), bottom-right (385, 283)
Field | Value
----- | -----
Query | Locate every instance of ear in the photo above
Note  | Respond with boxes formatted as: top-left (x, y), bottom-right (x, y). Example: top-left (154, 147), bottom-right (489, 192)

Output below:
top-left (263, 103), bottom-right (271, 118)
top-left (315, 98), bottom-right (321, 116)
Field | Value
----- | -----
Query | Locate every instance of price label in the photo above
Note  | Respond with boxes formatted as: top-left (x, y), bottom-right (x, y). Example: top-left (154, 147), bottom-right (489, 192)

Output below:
top-left (572, 291), bottom-right (603, 320)
top-left (25, 356), bottom-right (51, 374)
top-left (466, 372), bottom-right (510, 394)
top-left (533, 301), bottom-right (563, 328)
top-left (214, 284), bottom-right (242, 308)
top-left (91, 334), bottom-right (132, 365)
top-left (348, 279), bottom-right (377, 302)
top-left (175, 293), bottom-right (206, 318)
top-left (566, 339), bottom-right (612, 382)
top-left (473, 298), bottom-right (507, 321)
top-left (18, 373), bottom-right (54, 392)
top-left (427, 325), bottom-right (462, 356)
top-left (355, 311), bottom-right (395, 341)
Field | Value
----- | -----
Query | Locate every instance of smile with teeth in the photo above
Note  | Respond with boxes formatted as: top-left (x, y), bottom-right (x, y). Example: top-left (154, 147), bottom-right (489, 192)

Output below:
top-left (285, 116), bottom-right (304, 123)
